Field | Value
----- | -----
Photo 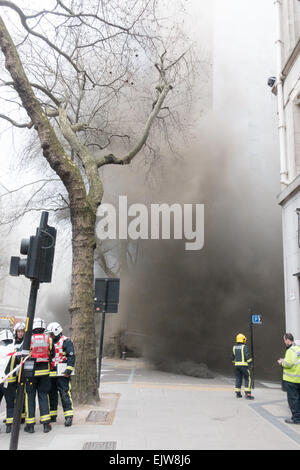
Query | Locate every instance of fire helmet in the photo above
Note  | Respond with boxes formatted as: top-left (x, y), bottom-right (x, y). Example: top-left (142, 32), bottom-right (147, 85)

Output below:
top-left (14, 322), bottom-right (26, 335)
top-left (32, 318), bottom-right (46, 332)
top-left (46, 322), bottom-right (63, 337)
top-left (236, 333), bottom-right (247, 344)
top-left (0, 329), bottom-right (14, 342)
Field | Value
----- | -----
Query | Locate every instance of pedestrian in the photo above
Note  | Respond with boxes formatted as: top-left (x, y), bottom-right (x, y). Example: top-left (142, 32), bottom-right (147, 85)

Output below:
top-left (277, 333), bottom-right (300, 424)
top-left (24, 318), bottom-right (55, 433)
top-left (232, 333), bottom-right (254, 399)
top-left (0, 329), bottom-right (16, 432)
top-left (4, 322), bottom-right (26, 433)
top-left (46, 322), bottom-right (75, 427)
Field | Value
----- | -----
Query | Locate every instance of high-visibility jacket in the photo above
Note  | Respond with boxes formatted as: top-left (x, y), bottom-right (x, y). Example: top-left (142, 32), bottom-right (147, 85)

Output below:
top-left (30, 334), bottom-right (55, 377)
top-left (31, 334), bottom-right (50, 363)
top-left (50, 335), bottom-right (75, 378)
top-left (282, 343), bottom-right (300, 383)
top-left (232, 343), bottom-right (252, 367)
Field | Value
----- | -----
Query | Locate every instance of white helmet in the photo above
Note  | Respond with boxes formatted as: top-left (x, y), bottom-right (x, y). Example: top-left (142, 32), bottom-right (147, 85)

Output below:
top-left (0, 329), bottom-right (14, 342)
top-left (32, 318), bottom-right (46, 332)
top-left (46, 322), bottom-right (63, 337)
top-left (14, 322), bottom-right (26, 335)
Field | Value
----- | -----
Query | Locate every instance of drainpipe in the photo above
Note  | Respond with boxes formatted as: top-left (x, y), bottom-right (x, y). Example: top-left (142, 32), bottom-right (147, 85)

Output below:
top-left (274, 0), bottom-right (289, 186)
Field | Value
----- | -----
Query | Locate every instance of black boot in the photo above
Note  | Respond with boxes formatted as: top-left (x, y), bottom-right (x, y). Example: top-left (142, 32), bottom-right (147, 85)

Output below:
top-left (236, 392), bottom-right (242, 398)
top-left (64, 416), bottom-right (73, 427)
top-left (6, 424), bottom-right (12, 434)
top-left (245, 392), bottom-right (254, 400)
top-left (43, 423), bottom-right (52, 433)
top-left (24, 424), bottom-right (35, 433)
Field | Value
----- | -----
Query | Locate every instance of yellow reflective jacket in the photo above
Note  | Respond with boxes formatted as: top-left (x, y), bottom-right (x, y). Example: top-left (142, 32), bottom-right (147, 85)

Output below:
top-left (282, 344), bottom-right (300, 383)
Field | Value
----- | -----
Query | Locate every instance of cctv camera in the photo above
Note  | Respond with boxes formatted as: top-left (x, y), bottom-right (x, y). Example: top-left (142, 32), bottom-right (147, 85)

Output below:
top-left (267, 76), bottom-right (276, 87)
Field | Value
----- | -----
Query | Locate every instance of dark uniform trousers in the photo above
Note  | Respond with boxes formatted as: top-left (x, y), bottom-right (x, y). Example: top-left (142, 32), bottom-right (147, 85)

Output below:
top-left (0, 383), bottom-right (16, 424)
top-left (234, 365), bottom-right (252, 393)
top-left (284, 381), bottom-right (300, 422)
top-left (25, 366), bottom-right (51, 424)
top-left (49, 376), bottom-right (73, 419)
top-left (4, 383), bottom-right (18, 424)
top-left (3, 352), bottom-right (26, 424)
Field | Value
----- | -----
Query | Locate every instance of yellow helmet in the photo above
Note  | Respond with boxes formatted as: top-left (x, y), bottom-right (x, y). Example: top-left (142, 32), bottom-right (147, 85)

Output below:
top-left (236, 333), bottom-right (247, 343)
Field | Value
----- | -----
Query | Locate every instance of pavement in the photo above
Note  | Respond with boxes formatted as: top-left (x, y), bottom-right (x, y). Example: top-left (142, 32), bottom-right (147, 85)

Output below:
top-left (0, 357), bottom-right (300, 451)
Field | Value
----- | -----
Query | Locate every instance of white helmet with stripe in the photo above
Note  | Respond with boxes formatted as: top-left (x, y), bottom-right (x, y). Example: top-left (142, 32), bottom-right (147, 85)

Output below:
top-left (32, 318), bottom-right (46, 332)
top-left (0, 329), bottom-right (14, 342)
top-left (46, 322), bottom-right (63, 337)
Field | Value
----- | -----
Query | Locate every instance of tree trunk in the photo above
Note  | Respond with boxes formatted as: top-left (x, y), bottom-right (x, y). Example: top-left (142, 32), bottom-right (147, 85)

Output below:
top-left (69, 203), bottom-right (99, 403)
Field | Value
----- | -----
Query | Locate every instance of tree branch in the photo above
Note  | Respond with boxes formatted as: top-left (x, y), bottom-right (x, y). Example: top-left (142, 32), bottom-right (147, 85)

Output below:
top-left (58, 106), bottom-right (103, 208)
top-left (0, 112), bottom-right (32, 128)
top-left (0, 1), bottom-right (90, 81)
top-left (0, 14), bottom-right (87, 205)
top-left (96, 82), bottom-right (172, 168)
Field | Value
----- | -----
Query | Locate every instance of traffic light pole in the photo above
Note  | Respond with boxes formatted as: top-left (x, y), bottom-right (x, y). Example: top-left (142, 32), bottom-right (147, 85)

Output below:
top-left (97, 279), bottom-right (108, 388)
top-left (9, 278), bottom-right (40, 451)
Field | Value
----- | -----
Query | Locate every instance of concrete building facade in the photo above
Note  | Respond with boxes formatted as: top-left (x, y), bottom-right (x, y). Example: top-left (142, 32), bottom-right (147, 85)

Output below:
top-left (274, 0), bottom-right (300, 339)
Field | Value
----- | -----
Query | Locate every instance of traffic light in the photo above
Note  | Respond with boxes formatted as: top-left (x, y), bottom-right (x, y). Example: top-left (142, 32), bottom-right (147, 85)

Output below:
top-left (9, 212), bottom-right (56, 283)
top-left (94, 278), bottom-right (120, 313)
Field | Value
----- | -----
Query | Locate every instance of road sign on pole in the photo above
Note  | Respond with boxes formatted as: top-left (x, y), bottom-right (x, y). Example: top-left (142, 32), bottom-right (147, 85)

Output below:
top-left (249, 309), bottom-right (263, 390)
top-left (251, 314), bottom-right (262, 325)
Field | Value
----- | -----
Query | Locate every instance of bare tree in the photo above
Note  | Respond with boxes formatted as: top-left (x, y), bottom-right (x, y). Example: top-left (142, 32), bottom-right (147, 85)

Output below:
top-left (0, 0), bottom-right (200, 403)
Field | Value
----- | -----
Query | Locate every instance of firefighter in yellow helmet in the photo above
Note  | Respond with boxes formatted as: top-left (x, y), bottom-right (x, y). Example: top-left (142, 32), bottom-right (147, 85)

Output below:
top-left (232, 333), bottom-right (254, 399)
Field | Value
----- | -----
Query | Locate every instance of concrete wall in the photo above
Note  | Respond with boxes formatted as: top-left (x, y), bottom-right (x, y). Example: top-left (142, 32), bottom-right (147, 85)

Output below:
top-left (278, 177), bottom-right (300, 341)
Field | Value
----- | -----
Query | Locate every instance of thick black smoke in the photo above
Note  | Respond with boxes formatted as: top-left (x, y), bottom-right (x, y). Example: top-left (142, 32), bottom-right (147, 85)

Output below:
top-left (119, 114), bottom-right (285, 382)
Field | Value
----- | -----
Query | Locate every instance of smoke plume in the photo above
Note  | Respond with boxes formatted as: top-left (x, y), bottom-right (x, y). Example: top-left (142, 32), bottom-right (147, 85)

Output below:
top-left (116, 111), bottom-right (285, 382)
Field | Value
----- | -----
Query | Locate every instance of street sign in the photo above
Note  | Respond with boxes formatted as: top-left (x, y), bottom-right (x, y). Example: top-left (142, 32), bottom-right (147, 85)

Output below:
top-left (251, 314), bottom-right (262, 325)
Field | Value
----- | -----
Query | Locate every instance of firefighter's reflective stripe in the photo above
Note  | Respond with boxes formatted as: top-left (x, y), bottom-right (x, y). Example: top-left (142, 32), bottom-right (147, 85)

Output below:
top-left (282, 345), bottom-right (300, 383)
top-left (31, 334), bottom-right (50, 362)
top-left (232, 345), bottom-right (252, 366)
top-left (34, 364), bottom-right (50, 376)
top-left (6, 354), bottom-right (16, 383)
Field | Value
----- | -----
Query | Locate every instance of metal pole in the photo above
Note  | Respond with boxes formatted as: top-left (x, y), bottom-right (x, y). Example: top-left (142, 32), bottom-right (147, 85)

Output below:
top-left (97, 311), bottom-right (106, 388)
top-left (249, 309), bottom-right (255, 390)
top-left (97, 279), bottom-right (108, 388)
top-left (9, 278), bottom-right (40, 450)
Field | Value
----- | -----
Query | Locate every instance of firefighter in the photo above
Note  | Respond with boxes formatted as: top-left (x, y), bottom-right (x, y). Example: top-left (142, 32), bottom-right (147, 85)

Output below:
top-left (14, 322), bottom-right (25, 350)
top-left (232, 333), bottom-right (254, 399)
top-left (277, 333), bottom-right (300, 424)
top-left (4, 322), bottom-right (26, 433)
top-left (0, 329), bottom-right (16, 433)
top-left (24, 318), bottom-right (55, 434)
top-left (45, 322), bottom-right (75, 427)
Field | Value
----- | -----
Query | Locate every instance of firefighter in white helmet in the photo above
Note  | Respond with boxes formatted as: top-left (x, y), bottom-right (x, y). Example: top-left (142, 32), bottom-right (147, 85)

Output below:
top-left (24, 318), bottom-right (55, 434)
top-left (13, 322), bottom-right (25, 351)
top-left (46, 321), bottom-right (75, 426)
top-left (3, 322), bottom-right (27, 433)
top-left (0, 329), bottom-right (16, 433)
